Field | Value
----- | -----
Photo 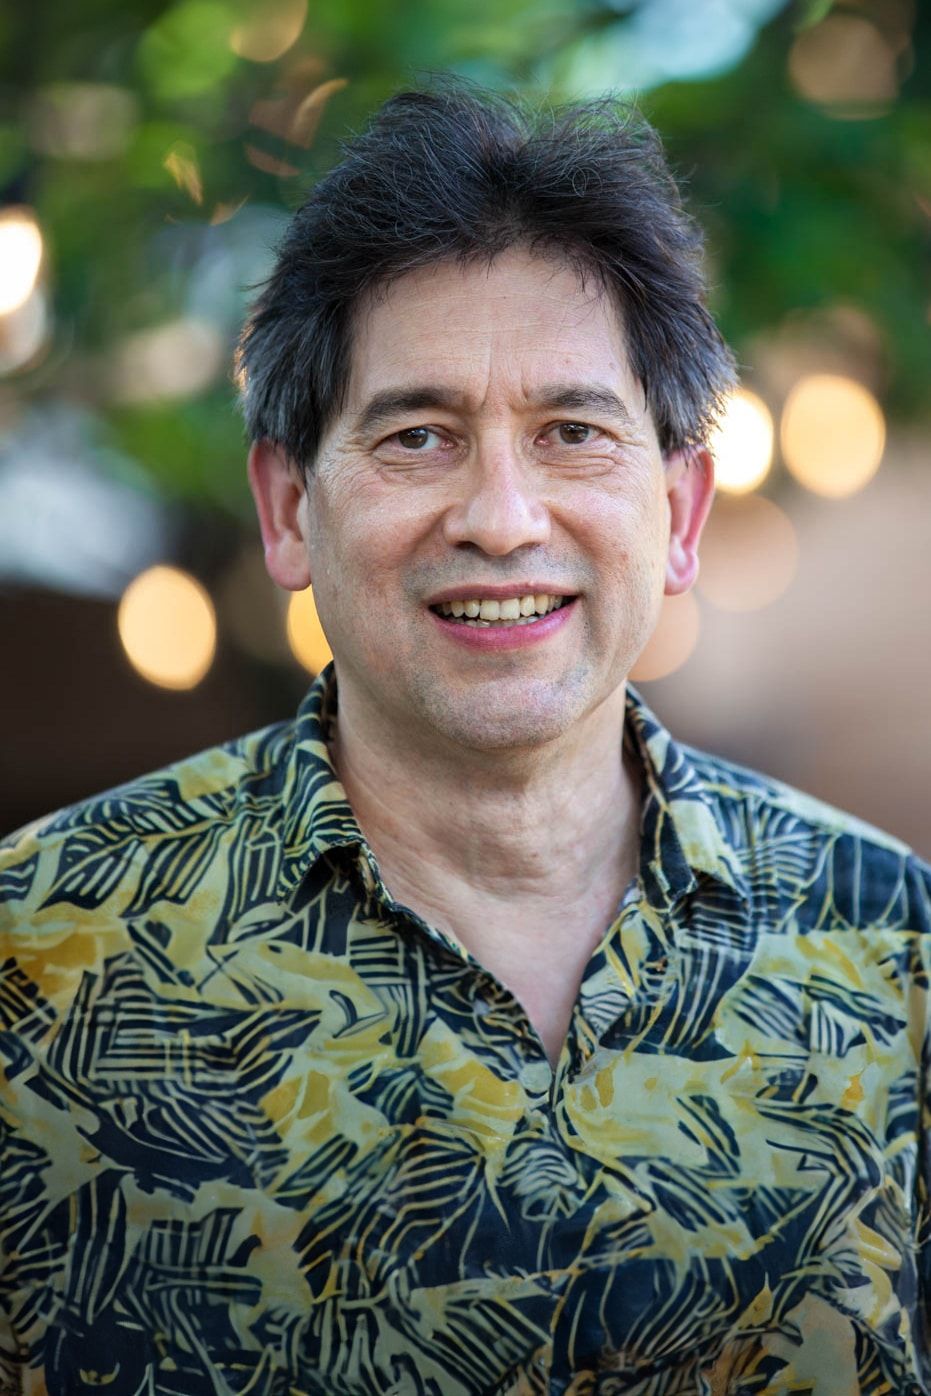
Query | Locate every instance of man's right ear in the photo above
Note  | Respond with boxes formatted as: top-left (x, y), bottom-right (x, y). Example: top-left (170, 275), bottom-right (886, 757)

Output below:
top-left (248, 440), bottom-right (313, 591)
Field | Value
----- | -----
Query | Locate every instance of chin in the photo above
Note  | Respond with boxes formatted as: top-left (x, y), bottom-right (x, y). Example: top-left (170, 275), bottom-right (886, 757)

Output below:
top-left (414, 672), bottom-right (618, 755)
top-left (437, 713), bottom-right (567, 753)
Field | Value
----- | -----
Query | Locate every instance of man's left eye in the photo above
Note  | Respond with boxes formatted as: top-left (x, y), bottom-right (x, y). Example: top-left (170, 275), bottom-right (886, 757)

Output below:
top-left (553, 422), bottom-right (593, 445)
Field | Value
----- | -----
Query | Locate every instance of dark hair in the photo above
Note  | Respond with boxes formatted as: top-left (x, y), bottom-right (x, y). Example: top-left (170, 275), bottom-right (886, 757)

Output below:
top-left (237, 83), bottom-right (736, 465)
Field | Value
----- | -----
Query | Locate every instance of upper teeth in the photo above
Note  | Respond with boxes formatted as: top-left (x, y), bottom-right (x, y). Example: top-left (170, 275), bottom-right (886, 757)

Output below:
top-left (436, 594), bottom-right (565, 621)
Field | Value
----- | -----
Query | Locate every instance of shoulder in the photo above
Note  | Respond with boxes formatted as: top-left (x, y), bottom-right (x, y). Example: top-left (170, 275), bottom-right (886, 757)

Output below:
top-left (683, 743), bottom-right (931, 930)
top-left (0, 718), bottom-right (295, 930)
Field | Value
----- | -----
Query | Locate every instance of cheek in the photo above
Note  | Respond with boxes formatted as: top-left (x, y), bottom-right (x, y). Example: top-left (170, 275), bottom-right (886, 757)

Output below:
top-left (580, 479), bottom-right (669, 579)
top-left (304, 480), bottom-right (370, 589)
top-left (309, 466), bottom-right (432, 579)
top-left (305, 497), bottom-right (422, 669)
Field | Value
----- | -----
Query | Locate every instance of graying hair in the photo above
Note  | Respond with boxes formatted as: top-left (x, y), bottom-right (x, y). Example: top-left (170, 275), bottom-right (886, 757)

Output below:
top-left (237, 83), bottom-right (736, 468)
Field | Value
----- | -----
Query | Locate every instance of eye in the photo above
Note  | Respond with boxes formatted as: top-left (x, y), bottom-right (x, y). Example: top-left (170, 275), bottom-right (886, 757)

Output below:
top-left (393, 426), bottom-right (444, 450)
top-left (554, 422), bottom-right (594, 445)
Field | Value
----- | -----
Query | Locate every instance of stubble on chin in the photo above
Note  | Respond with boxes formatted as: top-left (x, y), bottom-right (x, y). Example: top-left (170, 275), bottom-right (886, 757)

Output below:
top-left (402, 661), bottom-right (621, 757)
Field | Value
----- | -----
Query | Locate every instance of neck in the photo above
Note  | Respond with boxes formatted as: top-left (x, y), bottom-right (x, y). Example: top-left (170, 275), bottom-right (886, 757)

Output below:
top-left (331, 676), bottom-right (640, 933)
top-left (330, 677), bottom-right (642, 1065)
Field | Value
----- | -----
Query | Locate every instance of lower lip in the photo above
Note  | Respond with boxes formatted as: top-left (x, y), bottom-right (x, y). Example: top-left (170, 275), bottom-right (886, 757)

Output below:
top-left (429, 600), bottom-right (577, 650)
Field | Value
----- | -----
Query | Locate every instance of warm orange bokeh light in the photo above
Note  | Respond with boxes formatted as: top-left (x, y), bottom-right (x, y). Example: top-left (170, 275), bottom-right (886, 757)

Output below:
top-left (230, 0), bottom-right (307, 62)
top-left (788, 13), bottom-right (899, 111)
top-left (109, 317), bottom-right (224, 403)
top-left (709, 388), bottom-right (774, 495)
top-left (118, 565), bottom-right (217, 690)
top-left (698, 495), bottom-right (799, 613)
top-left (287, 588), bottom-right (333, 675)
top-left (781, 374), bottom-right (885, 498)
top-left (630, 592), bottom-right (701, 682)
top-left (0, 209), bottom-right (43, 316)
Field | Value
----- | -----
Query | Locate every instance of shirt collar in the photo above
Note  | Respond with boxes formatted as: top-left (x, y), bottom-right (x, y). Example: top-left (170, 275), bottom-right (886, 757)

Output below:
top-left (625, 684), bottom-right (750, 907)
top-left (276, 666), bottom-right (366, 902)
top-left (276, 667), bottom-right (749, 907)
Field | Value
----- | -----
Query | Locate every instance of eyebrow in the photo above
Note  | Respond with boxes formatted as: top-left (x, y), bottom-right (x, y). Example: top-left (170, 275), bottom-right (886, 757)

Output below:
top-left (353, 382), bottom-right (638, 435)
top-left (354, 388), bottom-right (459, 436)
top-left (527, 383), bottom-right (637, 427)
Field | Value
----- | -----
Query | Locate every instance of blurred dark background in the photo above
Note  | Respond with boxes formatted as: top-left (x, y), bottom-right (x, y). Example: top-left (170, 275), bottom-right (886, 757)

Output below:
top-left (1, 0), bottom-right (929, 853)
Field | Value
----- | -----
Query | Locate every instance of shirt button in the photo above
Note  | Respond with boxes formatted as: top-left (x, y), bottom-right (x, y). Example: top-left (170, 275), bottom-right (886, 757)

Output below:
top-left (519, 1060), bottom-right (551, 1094)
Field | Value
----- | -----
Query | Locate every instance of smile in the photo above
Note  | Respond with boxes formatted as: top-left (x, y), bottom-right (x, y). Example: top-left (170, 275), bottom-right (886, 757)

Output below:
top-left (431, 594), bottom-right (568, 628)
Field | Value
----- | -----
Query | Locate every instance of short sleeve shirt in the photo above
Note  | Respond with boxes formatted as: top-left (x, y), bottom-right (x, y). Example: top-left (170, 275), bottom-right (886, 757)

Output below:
top-left (1, 671), bottom-right (930, 1395)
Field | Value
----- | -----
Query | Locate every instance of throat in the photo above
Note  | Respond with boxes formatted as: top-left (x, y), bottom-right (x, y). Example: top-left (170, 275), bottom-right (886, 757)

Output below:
top-left (431, 887), bottom-right (630, 1068)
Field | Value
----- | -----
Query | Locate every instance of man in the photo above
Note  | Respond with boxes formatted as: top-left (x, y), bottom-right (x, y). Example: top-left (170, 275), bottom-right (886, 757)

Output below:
top-left (1, 84), bottom-right (929, 1396)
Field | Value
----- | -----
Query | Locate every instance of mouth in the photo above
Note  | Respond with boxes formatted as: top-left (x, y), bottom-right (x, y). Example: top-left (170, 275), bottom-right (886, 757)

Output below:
top-left (429, 592), bottom-right (573, 628)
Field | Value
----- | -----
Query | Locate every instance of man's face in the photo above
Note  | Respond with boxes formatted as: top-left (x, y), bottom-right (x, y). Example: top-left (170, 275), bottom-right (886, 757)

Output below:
top-left (289, 246), bottom-right (707, 755)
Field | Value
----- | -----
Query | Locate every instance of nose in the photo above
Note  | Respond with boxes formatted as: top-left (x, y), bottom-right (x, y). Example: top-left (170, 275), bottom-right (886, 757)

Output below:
top-left (441, 440), bottom-right (551, 555)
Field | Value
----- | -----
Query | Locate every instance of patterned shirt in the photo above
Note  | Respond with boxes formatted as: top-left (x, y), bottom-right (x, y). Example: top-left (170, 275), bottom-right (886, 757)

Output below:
top-left (1, 670), bottom-right (930, 1396)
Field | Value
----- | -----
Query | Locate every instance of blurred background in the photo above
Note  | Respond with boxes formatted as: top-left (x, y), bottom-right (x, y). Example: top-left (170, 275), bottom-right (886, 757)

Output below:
top-left (1, 0), bottom-right (929, 852)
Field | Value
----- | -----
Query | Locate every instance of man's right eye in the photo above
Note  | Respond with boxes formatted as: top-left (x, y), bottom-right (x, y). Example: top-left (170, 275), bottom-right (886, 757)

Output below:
top-left (395, 427), bottom-right (435, 449)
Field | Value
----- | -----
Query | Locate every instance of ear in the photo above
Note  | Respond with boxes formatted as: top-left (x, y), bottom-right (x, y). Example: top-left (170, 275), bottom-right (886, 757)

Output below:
top-left (663, 446), bottom-right (715, 596)
top-left (248, 440), bottom-right (313, 591)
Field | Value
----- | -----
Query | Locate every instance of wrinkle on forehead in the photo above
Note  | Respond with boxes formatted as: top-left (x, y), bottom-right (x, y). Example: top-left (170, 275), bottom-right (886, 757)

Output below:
top-left (356, 241), bottom-right (613, 325)
top-left (344, 246), bottom-right (640, 420)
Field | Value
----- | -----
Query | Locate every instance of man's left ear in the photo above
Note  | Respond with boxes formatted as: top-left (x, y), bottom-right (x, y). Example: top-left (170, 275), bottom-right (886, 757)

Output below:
top-left (663, 446), bottom-right (715, 596)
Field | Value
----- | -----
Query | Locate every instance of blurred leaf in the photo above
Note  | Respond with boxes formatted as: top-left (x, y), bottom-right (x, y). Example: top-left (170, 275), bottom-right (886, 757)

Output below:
top-left (126, 121), bottom-right (200, 188)
top-left (137, 0), bottom-right (238, 102)
top-left (0, 124), bottom-right (26, 191)
top-left (111, 396), bottom-right (251, 514)
top-left (793, 0), bottom-right (834, 31)
top-left (163, 140), bottom-right (204, 202)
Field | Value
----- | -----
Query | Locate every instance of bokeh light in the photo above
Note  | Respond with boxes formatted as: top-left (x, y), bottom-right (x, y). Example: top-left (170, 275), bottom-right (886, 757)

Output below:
top-left (290, 78), bottom-right (349, 146)
top-left (781, 374), bottom-right (886, 497)
top-left (118, 565), bottom-right (217, 690)
top-left (109, 317), bottom-right (225, 403)
top-left (138, 1), bottom-right (238, 101)
top-left (163, 142), bottom-right (203, 205)
top-left (630, 592), bottom-right (700, 682)
top-left (230, 0), bottom-right (308, 62)
top-left (27, 83), bottom-right (138, 161)
top-left (788, 13), bottom-right (899, 113)
top-left (287, 588), bottom-right (333, 675)
top-left (0, 210), bottom-right (44, 317)
top-left (698, 494), bottom-right (799, 613)
top-left (248, 76), bottom-right (348, 166)
top-left (708, 388), bottom-right (774, 494)
top-left (0, 289), bottom-right (50, 376)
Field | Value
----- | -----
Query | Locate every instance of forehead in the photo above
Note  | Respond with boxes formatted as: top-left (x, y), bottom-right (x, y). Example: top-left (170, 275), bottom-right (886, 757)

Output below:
top-left (343, 246), bottom-right (639, 411)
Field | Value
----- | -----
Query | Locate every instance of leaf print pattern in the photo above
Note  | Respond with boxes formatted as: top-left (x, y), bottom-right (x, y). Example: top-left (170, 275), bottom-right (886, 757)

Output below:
top-left (1, 668), bottom-right (930, 1394)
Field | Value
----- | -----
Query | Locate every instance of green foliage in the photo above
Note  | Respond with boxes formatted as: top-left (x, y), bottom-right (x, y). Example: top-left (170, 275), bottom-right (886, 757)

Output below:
top-left (111, 394), bottom-right (249, 511)
top-left (0, 124), bottom-right (26, 189)
top-left (138, 2), bottom-right (239, 101)
top-left (793, 0), bottom-right (834, 30)
top-left (0, 0), bottom-right (927, 510)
